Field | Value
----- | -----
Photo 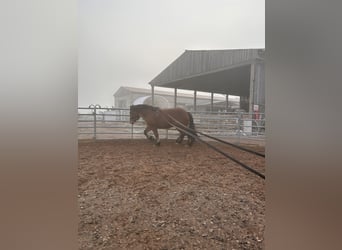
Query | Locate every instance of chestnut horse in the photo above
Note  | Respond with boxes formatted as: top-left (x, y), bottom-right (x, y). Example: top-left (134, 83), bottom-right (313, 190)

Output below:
top-left (129, 104), bottom-right (196, 146)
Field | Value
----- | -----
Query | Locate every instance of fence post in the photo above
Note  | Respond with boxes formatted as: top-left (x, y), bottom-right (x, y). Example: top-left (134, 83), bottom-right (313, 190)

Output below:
top-left (131, 124), bottom-right (133, 139)
top-left (237, 111), bottom-right (241, 145)
top-left (93, 106), bottom-right (97, 140)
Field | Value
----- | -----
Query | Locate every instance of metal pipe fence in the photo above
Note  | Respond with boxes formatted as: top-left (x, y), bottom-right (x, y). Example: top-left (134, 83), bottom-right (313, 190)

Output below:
top-left (78, 107), bottom-right (265, 143)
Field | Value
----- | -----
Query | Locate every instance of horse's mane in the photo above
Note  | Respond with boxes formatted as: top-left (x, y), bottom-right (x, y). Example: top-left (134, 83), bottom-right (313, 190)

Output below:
top-left (130, 104), bottom-right (160, 111)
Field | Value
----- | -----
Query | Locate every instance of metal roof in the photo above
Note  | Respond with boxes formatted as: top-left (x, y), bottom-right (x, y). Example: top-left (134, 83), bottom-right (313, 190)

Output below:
top-left (149, 49), bottom-right (264, 96)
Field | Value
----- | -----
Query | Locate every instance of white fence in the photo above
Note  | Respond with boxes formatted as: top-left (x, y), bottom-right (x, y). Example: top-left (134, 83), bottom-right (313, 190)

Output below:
top-left (78, 107), bottom-right (265, 143)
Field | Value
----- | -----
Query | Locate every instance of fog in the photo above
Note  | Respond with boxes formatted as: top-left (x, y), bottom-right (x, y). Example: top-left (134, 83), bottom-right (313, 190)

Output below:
top-left (79, 0), bottom-right (265, 107)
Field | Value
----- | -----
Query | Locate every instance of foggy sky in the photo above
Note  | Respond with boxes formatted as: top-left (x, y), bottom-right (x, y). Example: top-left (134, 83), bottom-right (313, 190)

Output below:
top-left (79, 0), bottom-right (265, 107)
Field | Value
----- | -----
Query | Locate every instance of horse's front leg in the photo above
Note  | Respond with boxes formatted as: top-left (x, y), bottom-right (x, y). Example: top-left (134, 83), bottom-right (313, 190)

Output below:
top-left (144, 127), bottom-right (154, 141)
top-left (152, 128), bottom-right (160, 146)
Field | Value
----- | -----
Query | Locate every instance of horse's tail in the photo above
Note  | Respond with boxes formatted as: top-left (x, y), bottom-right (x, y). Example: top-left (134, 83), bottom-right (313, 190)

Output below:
top-left (187, 112), bottom-right (197, 136)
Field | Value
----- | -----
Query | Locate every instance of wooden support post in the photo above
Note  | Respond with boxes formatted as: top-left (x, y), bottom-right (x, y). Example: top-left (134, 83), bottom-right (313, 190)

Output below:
top-left (249, 63), bottom-right (255, 113)
top-left (174, 88), bottom-right (177, 108)
top-left (211, 92), bottom-right (214, 112)
top-left (151, 85), bottom-right (155, 106)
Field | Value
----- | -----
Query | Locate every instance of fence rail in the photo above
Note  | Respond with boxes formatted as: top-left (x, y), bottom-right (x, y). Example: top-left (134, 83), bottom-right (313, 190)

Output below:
top-left (78, 107), bottom-right (265, 143)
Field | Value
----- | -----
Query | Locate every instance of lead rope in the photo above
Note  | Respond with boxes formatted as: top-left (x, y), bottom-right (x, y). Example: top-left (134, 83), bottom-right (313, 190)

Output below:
top-left (165, 112), bottom-right (265, 158)
top-left (160, 111), bottom-right (265, 180)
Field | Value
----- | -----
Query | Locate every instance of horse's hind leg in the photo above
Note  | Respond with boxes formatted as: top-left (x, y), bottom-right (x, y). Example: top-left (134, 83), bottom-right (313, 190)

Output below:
top-left (187, 134), bottom-right (195, 146)
top-left (176, 131), bottom-right (185, 144)
top-left (144, 127), bottom-right (154, 141)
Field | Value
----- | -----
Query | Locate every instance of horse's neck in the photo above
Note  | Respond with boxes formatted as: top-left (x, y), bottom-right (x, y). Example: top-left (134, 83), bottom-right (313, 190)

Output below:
top-left (139, 108), bottom-right (159, 120)
top-left (139, 109), bottom-right (150, 119)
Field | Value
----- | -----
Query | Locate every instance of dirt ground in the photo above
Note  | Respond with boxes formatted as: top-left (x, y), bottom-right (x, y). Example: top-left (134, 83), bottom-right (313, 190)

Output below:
top-left (78, 139), bottom-right (265, 250)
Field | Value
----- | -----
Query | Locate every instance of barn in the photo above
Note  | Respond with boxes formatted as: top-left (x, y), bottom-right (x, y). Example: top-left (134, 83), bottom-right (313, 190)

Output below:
top-left (149, 49), bottom-right (265, 113)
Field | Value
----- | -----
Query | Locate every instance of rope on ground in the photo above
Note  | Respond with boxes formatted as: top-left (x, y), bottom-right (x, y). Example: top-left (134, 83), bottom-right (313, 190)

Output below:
top-left (165, 113), bottom-right (265, 180)
top-left (197, 131), bottom-right (265, 158)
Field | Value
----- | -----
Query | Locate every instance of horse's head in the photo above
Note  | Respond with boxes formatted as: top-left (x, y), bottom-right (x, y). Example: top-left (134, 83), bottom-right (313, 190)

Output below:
top-left (129, 106), bottom-right (140, 124)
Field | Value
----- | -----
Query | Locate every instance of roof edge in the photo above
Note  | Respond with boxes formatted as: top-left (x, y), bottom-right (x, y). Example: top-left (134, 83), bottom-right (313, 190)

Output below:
top-left (149, 59), bottom-right (256, 86)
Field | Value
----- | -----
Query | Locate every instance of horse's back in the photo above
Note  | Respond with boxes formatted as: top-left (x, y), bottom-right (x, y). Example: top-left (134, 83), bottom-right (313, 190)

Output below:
top-left (162, 107), bottom-right (189, 125)
top-left (163, 107), bottom-right (187, 116)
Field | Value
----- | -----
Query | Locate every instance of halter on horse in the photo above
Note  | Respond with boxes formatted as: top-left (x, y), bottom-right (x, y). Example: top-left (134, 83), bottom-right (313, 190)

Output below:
top-left (129, 104), bottom-right (196, 146)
